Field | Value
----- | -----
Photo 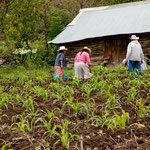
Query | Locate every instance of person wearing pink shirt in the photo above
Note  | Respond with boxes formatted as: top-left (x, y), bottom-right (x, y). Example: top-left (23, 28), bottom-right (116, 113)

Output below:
top-left (74, 46), bottom-right (93, 79)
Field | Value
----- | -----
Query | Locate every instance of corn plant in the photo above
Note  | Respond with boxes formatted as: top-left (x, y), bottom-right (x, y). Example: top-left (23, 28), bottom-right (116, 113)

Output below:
top-left (115, 66), bottom-right (125, 73)
top-left (0, 139), bottom-right (12, 150)
top-left (106, 73), bottom-right (117, 81)
top-left (40, 117), bottom-right (56, 138)
top-left (87, 113), bottom-right (115, 130)
top-left (71, 77), bottom-right (80, 86)
top-left (63, 86), bottom-right (74, 96)
top-left (36, 76), bottom-right (45, 85)
top-left (31, 86), bottom-right (49, 100)
top-left (44, 108), bottom-right (60, 120)
top-left (62, 100), bottom-right (83, 115)
top-left (21, 74), bottom-right (29, 82)
top-left (54, 120), bottom-right (80, 150)
top-left (0, 85), bottom-right (4, 94)
top-left (113, 108), bottom-right (129, 129)
top-left (15, 114), bottom-right (27, 131)
top-left (0, 93), bottom-right (11, 111)
top-left (113, 80), bottom-right (122, 88)
top-left (51, 92), bottom-right (63, 101)
top-left (36, 109), bottom-right (59, 137)
top-left (105, 95), bottom-right (118, 111)
top-left (82, 83), bottom-right (95, 98)
top-left (24, 80), bottom-right (34, 88)
top-left (49, 82), bottom-right (61, 91)
top-left (16, 78), bottom-right (24, 86)
top-left (130, 79), bottom-right (142, 89)
top-left (125, 87), bottom-right (137, 101)
top-left (83, 98), bottom-right (95, 119)
top-left (14, 112), bottom-right (38, 131)
top-left (131, 98), bottom-right (150, 117)
top-left (9, 86), bottom-right (19, 94)
top-left (23, 95), bottom-right (36, 112)
top-left (3, 79), bottom-right (10, 85)
top-left (13, 94), bottom-right (22, 103)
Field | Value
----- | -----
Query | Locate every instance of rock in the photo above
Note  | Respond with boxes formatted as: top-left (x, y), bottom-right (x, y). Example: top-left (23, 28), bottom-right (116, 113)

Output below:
top-left (86, 135), bottom-right (91, 139)
top-left (0, 58), bottom-right (6, 65)
top-left (93, 147), bottom-right (99, 150)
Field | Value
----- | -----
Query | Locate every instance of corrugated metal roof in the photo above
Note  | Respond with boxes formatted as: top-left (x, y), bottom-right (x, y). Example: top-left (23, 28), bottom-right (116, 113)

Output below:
top-left (49, 1), bottom-right (150, 44)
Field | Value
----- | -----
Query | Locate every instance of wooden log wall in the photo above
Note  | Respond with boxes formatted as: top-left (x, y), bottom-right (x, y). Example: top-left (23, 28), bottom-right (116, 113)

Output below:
top-left (140, 34), bottom-right (150, 57)
top-left (64, 38), bottom-right (105, 67)
top-left (105, 35), bottom-right (129, 65)
top-left (58, 33), bottom-right (150, 67)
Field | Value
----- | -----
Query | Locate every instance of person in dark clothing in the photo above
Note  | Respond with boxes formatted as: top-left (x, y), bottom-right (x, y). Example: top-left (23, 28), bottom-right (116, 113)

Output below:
top-left (54, 46), bottom-right (67, 80)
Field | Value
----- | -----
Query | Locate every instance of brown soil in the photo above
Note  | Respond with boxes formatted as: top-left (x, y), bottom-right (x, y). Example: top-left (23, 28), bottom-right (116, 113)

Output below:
top-left (1, 69), bottom-right (150, 150)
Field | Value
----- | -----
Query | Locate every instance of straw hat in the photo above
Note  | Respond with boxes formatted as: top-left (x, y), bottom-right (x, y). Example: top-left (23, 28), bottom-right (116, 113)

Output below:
top-left (58, 46), bottom-right (68, 51)
top-left (82, 46), bottom-right (91, 53)
top-left (129, 35), bottom-right (139, 40)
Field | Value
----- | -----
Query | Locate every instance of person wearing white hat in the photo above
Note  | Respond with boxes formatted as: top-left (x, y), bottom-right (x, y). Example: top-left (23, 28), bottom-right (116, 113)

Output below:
top-left (74, 46), bottom-right (93, 79)
top-left (125, 35), bottom-right (144, 75)
top-left (54, 46), bottom-right (67, 80)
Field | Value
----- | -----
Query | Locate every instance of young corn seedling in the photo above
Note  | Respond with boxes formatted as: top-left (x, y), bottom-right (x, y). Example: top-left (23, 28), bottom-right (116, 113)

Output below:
top-left (71, 77), bottom-right (80, 86)
top-left (82, 83), bottom-right (95, 98)
top-left (14, 111), bottom-right (38, 131)
top-left (131, 98), bottom-right (150, 118)
top-left (23, 95), bottom-right (36, 113)
top-left (125, 70), bottom-right (134, 79)
top-left (82, 98), bottom-right (95, 119)
top-left (51, 92), bottom-right (63, 101)
top-left (36, 76), bottom-right (45, 85)
top-left (62, 100), bottom-right (82, 116)
top-left (0, 85), bottom-right (4, 94)
top-left (3, 79), bottom-right (10, 85)
top-left (113, 108), bottom-right (129, 129)
top-left (54, 120), bottom-right (80, 150)
top-left (24, 80), bottom-right (34, 88)
top-left (63, 86), bottom-right (74, 96)
top-left (106, 73), bottom-right (117, 81)
top-left (125, 87), bottom-right (137, 101)
top-left (0, 139), bottom-right (12, 150)
top-left (105, 95), bottom-right (118, 111)
top-left (0, 93), bottom-right (11, 111)
top-left (16, 77), bottom-right (25, 87)
top-left (40, 117), bottom-right (56, 138)
top-left (49, 82), bottom-right (61, 91)
top-left (113, 80), bottom-right (122, 88)
top-left (31, 86), bottom-right (49, 100)
top-left (15, 114), bottom-right (27, 131)
top-left (43, 108), bottom-right (60, 122)
top-left (88, 112), bottom-right (116, 131)
top-left (9, 87), bottom-right (19, 94)
top-left (13, 94), bottom-right (23, 103)
top-left (130, 79), bottom-right (142, 89)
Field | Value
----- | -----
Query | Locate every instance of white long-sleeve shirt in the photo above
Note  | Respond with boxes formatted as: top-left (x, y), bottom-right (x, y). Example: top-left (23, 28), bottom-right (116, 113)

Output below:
top-left (126, 40), bottom-right (144, 61)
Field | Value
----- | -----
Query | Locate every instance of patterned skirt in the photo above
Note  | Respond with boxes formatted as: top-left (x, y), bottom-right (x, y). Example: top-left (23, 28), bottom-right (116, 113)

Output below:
top-left (54, 66), bottom-right (65, 80)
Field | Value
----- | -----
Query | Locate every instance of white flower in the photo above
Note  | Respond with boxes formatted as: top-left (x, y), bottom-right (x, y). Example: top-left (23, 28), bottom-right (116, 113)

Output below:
top-left (13, 49), bottom-right (19, 54)
top-left (13, 48), bottom-right (37, 55)
top-left (32, 49), bottom-right (37, 53)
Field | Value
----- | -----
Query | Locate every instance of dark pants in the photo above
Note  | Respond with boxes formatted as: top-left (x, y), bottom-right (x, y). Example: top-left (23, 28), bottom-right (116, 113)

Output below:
top-left (128, 60), bottom-right (141, 75)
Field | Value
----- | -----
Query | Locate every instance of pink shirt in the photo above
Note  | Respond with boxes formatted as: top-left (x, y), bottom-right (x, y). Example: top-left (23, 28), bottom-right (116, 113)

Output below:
top-left (74, 52), bottom-right (91, 65)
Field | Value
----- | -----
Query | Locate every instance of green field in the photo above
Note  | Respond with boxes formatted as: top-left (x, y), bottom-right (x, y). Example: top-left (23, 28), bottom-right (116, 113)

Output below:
top-left (0, 65), bottom-right (150, 149)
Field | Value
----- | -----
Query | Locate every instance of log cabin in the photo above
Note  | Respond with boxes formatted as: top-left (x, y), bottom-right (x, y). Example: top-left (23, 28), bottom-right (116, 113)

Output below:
top-left (49, 1), bottom-right (150, 66)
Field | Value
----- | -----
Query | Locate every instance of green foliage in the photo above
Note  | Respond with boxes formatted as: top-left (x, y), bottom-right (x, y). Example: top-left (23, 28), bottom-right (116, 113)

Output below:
top-left (4, 0), bottom-right (39, 48)
top-left (54, 120), bottom-right (79, 149)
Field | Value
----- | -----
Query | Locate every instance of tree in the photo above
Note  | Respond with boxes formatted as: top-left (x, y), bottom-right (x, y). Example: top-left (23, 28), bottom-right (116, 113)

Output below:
top-left (38, 0), bottom-right (73, 50)
top-left (0, 0), bottom-right (14, 27)
top-left (4, 0), bottom-right (39, 48)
